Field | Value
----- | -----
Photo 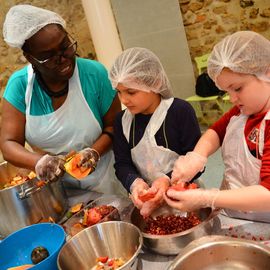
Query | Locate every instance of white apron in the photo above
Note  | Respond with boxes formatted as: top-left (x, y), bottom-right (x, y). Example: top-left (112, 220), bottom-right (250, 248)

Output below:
top-left (25, 64), bottom-right (121, 194)
top-left (221, 111), bottom-right (270, 222)
top-left (122, 98), bottom-right (179, 184)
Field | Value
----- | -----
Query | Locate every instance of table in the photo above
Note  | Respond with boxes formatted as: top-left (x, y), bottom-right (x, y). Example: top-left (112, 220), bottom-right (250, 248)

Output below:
top-left (66, 193), bottom-right (270, 269)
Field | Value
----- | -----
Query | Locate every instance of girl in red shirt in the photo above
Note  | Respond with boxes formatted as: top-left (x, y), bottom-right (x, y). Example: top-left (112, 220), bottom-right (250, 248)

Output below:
top-left (165, 31), bottom-right (270, 222)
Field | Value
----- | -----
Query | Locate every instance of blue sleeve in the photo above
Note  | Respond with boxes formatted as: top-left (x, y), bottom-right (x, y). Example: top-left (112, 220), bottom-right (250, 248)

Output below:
top-left (113, 111), bottom-right (141, 192)
top-left (77, 58), bottom-right (116, 128)
top-left (3, 67), bottom-right (28, 114)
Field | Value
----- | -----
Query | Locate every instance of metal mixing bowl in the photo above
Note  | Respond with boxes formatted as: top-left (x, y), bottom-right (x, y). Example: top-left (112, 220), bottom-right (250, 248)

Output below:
top-left (130, 205), bottom-right (219, 255)
top-left (166, 235), bottom-right (270, 270)
top-left (57, 221), bottom-right (143, 270)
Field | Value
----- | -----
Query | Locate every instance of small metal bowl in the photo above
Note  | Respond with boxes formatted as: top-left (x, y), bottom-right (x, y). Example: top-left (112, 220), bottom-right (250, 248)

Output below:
top-left (166, 235), bottom-right (270, 270)
top-left (57, 221), bottom-right (143, 270)
top-left (131, 205), bottom-right (219, 255)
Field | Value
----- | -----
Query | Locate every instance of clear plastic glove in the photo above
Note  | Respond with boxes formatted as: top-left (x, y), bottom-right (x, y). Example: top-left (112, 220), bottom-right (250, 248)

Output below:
top-left (171, 151), bottom-right (207, 184)
top-left (164, 188), bottom-right (220, 212)
top-left (140, 176), bottom-right (170, 217)
top-left (130, 178), bottom-right (150, 209)
top-left (78, 148), bottom-right (100, 170)
top-left (35, 154), bottom-right (65, 182)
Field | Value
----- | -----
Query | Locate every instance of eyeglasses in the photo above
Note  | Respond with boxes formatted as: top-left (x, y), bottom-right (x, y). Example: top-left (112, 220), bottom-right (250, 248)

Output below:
top-left (29, 35), bottom-right (77, 69)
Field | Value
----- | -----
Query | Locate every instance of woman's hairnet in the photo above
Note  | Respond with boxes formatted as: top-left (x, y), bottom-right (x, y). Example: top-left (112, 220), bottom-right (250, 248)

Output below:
top-left (3, 4), bottom-right (66, 48)
top-left (208, 31), bottom-right (270, 85)
top-left (109, 47), bottom-right (173, 99)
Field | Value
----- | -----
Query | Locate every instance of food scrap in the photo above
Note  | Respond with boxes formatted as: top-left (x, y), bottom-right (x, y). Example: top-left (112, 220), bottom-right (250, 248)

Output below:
top-left (69, 205), bottom-right (120, 236)
top-left (92, 256), bottom-right (125, 270)
top-left (31, 246), bottom-right (49, 264)
top-left (65, 203), bottom-right (84, 218)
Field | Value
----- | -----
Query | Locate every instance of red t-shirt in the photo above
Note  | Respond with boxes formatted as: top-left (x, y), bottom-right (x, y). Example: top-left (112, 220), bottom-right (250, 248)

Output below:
top-left (210, 106), bottom-right (270, 190)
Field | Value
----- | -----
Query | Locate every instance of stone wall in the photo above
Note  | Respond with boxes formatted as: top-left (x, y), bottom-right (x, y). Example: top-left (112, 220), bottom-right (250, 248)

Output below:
top-left (179, 0), bottom-right (270, 76)
top-left (0, 0), bottom-right (270, 123)
top-left (1, 0), bottom-right (270, 90)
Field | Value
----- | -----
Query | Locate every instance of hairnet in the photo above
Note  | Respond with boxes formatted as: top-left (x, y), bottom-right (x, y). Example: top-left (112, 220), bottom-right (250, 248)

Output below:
top-left (109, 47), bottom-right (173, 99)
top-left (3, 4), bottom-right (66, 48)
top-left (208, 31), bottom-right (270, 85)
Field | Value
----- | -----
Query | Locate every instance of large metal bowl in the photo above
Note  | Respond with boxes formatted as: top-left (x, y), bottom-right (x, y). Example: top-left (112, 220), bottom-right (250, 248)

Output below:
top-left (0, 161), bottom-right (68, 237)
top-left (166, 235), bottom-right (270, 270)
top-left (57, 221), bottom-right (143, 270)
top-left (130, 205), bottom-right (219, 255)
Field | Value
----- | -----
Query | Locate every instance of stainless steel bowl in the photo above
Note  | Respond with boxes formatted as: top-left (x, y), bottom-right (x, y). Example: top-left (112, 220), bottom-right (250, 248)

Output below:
top-left (0, 162), bottom-right (68, 237)
top-left (167, 235), bottom-right (270, 270)
top-left (130, 205), bottom-right (219, 255)
top-left (57, 221), bottom-right (143, 270)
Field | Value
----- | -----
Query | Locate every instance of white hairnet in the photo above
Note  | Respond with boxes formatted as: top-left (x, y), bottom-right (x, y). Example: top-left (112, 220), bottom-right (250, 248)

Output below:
top-left (3, 4), bottom-right (66, 48)
top-left (208, 31), bottom-right (270, 84)
top-left (109, 47), bottom-right (173, 99)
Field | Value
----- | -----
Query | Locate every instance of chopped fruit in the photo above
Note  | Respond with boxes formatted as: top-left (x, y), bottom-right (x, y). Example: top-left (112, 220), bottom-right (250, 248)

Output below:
top-left (169, 182), bottom-right (198, 191)
top-left (28, 171), bottom-right (37, 179)
top-left (96, 256), bottom-right (108, 263)
top-left (138, 190), bottom-right (157, 202)
top-left (86, 208), bottom-right (103, 226)
top-left (70, 203), bottom-right (83, 213)
top-left (64, 153), bottom-right (91, 180)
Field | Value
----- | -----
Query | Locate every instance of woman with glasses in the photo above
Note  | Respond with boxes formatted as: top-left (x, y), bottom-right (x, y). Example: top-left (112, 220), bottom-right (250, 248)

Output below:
top-left (1, 4), bottom-right (126, 195)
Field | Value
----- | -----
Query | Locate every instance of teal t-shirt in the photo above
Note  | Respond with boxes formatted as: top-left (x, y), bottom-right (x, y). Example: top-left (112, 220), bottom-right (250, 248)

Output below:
top-left (3, 57), bottom-right (116, 128)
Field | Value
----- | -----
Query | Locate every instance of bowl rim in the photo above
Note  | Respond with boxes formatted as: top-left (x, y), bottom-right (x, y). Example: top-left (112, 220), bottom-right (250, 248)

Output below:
top-left (139, 208), bottom-right (220, 239)
top-left (167, 235), bottom-right (270, 270)
top-left (57, 221), bottom-right (143, 269)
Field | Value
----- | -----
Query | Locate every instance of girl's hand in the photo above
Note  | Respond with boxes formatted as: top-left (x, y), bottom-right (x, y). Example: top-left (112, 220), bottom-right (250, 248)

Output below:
top-left (139, 176), bottom-right (170, 218)
top-left (164, 188), bottom-right (219, 212)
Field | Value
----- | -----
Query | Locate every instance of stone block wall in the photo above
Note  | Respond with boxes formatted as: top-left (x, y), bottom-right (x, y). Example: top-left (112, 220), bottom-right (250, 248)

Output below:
top-left (179, 0), bottom-right (270, 76)
top-left (0, 0), bottom-right (270, 128)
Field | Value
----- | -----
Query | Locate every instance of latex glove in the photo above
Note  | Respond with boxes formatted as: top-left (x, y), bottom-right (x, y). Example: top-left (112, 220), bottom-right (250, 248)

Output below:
top-left (171, 151), bottom-right (207, 184)
top-left (140, 176), bottom-right (170, 217)
top-left (164, 188), bottom-right (220, 212)
top-left (130, 178), bottom-right (150, 209)
top-left (78, 148), bottom-right (100, 170)
top-left (35, 154), bottom-right (65, 182)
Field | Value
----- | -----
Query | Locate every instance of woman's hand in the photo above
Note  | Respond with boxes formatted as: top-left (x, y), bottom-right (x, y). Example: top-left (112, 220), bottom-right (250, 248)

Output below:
top-left (35, 154), bottom-right (65, 182)
top-left (78, 148), bottom-right (100, 171)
